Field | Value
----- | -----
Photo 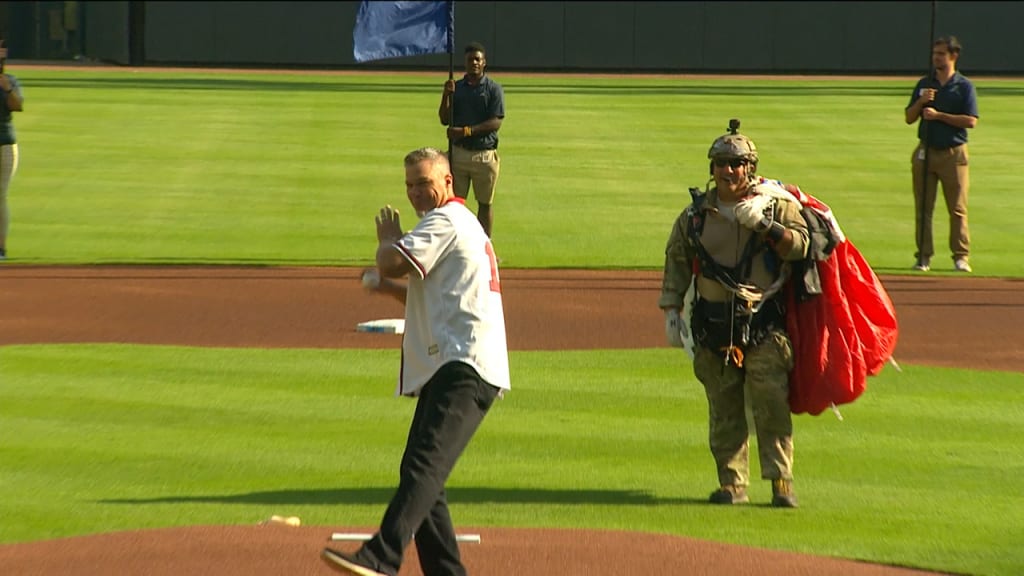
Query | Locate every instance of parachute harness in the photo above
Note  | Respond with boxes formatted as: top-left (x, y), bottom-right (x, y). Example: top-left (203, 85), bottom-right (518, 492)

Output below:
top-left (685, 188), bottom-right (788, 369)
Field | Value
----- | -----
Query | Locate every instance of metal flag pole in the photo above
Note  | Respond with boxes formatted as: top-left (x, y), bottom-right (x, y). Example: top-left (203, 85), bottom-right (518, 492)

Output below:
top-left (917, 0), bottom-right (937, 260)
top-left (446, 0), bottom-right (456, 161)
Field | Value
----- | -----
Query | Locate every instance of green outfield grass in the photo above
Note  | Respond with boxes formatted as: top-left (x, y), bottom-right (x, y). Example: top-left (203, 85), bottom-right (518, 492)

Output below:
top-left (6, 68), bottom-right (1024, 274)
top-left (1, 345), bottom-right (1022, 575)
top-left (3, 69), bottom-right (1023, 575)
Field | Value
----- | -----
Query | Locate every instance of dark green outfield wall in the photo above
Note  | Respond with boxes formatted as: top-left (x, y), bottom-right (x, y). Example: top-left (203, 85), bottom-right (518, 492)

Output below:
top-left (9, 1), bottom-right (1023, 75)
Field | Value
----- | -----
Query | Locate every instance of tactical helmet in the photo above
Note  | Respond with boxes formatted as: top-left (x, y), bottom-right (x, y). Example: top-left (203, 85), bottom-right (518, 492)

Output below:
top-left (707, 119), bottom-right (758, 165)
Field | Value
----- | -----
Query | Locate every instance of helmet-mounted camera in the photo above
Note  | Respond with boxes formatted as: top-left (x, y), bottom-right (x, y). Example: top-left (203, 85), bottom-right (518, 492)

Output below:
top-left (707, 119), bottom-right (759, 170)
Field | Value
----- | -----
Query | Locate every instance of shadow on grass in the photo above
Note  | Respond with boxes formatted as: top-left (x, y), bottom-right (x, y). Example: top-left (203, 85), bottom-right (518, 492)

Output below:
top-left (100, 486), bottom-right (700, 506)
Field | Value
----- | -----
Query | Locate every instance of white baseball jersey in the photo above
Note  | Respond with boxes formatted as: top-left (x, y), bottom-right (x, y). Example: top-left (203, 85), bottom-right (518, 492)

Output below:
top-left (393, 197), bottom-right (511, 396)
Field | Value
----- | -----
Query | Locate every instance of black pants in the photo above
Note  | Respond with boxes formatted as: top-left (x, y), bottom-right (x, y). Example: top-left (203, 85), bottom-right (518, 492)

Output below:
top-left (358, 361), bottom-right (500, 576)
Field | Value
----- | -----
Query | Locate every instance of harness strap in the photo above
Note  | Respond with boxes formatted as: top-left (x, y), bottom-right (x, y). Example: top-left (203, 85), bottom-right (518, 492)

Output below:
top-left (685, 196), bottom-right (767, 298)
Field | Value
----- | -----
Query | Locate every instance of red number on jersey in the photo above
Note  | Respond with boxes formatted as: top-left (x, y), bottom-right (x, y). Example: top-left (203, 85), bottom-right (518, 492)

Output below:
top-left (485, 242), bottom-right (501, 293)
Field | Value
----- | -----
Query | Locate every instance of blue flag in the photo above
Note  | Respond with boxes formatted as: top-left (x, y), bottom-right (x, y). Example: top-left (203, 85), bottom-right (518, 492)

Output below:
top-left (353, 1), bottom-right (453, 63)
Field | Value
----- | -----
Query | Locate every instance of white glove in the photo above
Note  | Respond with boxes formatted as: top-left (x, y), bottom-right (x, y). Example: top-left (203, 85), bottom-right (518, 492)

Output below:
top-left (734, 194), bottom-right (774, 231)
top-left (753, 180), bottom-right (799, 202)
top-left (664, 308), bottom-right (685, 348)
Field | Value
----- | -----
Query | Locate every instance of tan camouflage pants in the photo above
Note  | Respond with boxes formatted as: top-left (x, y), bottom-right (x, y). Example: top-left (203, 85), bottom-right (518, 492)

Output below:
top-left (693, 330), bottom-right (794, 488)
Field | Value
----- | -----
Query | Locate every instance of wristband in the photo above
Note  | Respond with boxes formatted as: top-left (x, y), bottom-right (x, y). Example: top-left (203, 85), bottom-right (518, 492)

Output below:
top-left (766, 221), bottom-right (786, 243)
top-left (463, 126), bottom-right (472, 137)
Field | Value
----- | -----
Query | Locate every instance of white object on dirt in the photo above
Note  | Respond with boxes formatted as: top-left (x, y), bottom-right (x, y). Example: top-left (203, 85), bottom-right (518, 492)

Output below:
top-left (356, 318), bottom-right (405, 334)
top-left (361, 269), bottom-right (381, 289)
top-left (331, 532), bottom-right (480, 543)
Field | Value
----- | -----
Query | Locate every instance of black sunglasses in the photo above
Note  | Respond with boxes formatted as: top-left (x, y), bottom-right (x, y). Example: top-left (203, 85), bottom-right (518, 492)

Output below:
top-left (713, 158), bottom-right (747, 169)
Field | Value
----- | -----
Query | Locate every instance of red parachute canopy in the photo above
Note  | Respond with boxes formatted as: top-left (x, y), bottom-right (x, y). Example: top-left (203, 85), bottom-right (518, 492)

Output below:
top-left (762, 179), bottom-right (899, 416)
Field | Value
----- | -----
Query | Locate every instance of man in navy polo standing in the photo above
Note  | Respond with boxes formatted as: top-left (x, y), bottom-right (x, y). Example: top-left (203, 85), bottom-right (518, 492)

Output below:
top-left (439, 42), bottom-right (505, 239)
top-left (905, 35), bottom-right (979, 273)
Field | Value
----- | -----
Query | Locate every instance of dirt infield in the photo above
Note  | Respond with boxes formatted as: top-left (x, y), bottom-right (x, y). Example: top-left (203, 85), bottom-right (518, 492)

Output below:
top-left (2, 266), bottom-right (1020, 371)
top-left (3, 265), bottom-right (1015, 575)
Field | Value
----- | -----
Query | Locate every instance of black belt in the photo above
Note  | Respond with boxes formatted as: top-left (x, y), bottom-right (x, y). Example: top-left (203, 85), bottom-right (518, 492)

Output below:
top-left (924, 143), bottom-right (964, 151)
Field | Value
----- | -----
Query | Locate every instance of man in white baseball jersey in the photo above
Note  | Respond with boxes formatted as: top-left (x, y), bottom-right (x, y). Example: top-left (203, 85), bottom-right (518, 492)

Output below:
top-left (322, 147), bottom-right (509, 576)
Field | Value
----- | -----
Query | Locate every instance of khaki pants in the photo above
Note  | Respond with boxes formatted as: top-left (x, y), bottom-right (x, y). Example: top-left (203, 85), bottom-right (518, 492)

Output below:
top-left (693, 331), bottom-right (794, 487)
top-left (451, 146), bottom-right (500, 205)
top-left (911, 143), bottom-right (970, 261)
top-left (0, 144), bottom-right (19, 247)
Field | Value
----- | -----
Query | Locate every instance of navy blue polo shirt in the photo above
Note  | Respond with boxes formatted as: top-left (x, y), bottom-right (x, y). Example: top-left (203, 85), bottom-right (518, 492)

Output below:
top-left (907, 71), bottom-right (978, 149)
top-left (0, 75), bottom-right (21, 145)
top-left (451, 75), bottom-right (504, 151)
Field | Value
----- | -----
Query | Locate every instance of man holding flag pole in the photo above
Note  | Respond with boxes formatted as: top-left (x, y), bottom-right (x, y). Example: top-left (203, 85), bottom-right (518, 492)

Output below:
top-left (438, 42), bottom-right (505, 239)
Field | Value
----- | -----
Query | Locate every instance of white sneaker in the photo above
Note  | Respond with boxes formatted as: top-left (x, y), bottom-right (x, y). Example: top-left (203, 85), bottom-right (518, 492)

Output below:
top-left (954, 258), bottom-right (972, 273)
top-left (912, 258), bottom-right (930, 272)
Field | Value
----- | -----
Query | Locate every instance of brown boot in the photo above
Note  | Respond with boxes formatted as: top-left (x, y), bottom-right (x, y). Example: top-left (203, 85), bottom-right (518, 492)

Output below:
top-left (709, 484), bottom-right (749, 505)
top-left (771, 479), bottom-right (799, 508)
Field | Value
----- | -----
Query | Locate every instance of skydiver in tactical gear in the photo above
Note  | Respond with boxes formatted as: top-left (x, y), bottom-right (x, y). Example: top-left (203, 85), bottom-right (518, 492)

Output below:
top-left (659, 120), bottom-right (809, 508)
